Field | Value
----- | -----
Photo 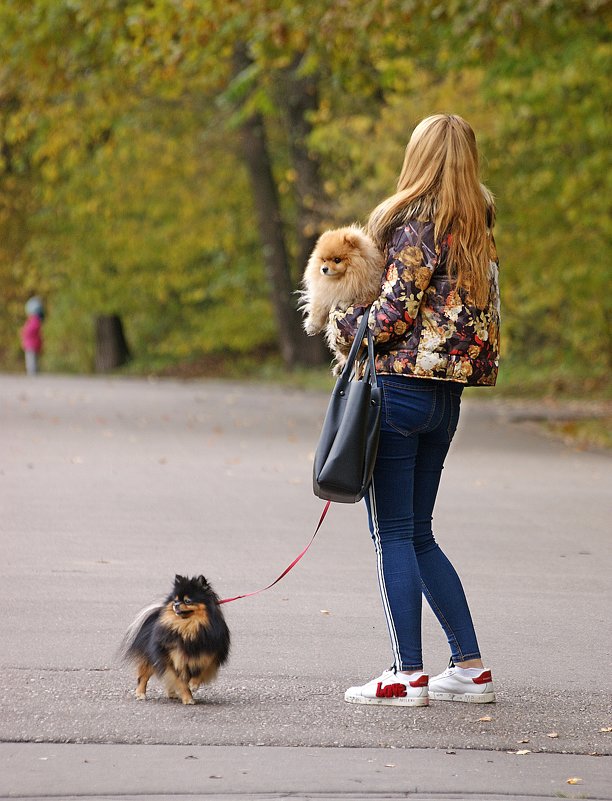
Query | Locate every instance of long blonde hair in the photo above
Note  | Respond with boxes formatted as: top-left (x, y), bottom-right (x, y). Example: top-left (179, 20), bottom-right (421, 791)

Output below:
top-left (367, 114), bottom-right (495, 308)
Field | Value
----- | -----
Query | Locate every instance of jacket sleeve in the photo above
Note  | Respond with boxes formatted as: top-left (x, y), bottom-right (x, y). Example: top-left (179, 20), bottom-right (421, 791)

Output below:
top-left (328, 220), bottom-right (438, 353)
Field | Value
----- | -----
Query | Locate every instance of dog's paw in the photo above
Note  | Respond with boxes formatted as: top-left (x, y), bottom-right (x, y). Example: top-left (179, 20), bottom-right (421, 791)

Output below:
top-left (135, 692), bottom-right (146, 701)
top-left (332, 355), bottom-right (347, 376)
top-left (182, 696), bottom-right (196, 705)
top-left (303, 321), bottom-right (318, 336)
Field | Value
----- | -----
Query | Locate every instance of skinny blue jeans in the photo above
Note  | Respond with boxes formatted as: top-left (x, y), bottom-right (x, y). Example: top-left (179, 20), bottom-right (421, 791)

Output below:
top-left (364, 375), bottom-right (481, 671)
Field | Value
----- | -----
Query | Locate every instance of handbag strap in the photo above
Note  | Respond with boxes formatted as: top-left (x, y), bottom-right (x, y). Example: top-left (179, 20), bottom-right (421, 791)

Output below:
top-left (340, 306), bottom-right (375, 385)
top-left (362, 322), bottom-right (377, 388)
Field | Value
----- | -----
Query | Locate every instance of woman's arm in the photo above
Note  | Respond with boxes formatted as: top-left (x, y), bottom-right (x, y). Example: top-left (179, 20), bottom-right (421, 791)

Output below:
top-left (328, 220), bottom-right (439, 353)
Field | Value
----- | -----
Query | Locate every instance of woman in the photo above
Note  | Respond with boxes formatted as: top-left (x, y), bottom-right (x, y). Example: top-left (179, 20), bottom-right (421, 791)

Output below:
top-left (329, 114), bottom-right (500, 706)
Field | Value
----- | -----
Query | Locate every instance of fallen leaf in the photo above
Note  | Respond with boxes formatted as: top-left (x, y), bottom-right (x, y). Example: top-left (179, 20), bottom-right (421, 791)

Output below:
top-left (600, 726), bottom-right (612, 732)
top-left (384, 763), bottom-right (396, 768)
top-left (477, 715), bottom-right (493, 722)
top-left (320, 610), bottom-right (332, 616)
top-left (517, 738), bottom-right (530, 744)
top-left (566, 777), bottom-right (582, 785)
top-left (446, 751), bottom-right (456, 755)
top-left (209, 775), bottom-right (222, 779)
top-left (547, 732), bottom-right (559, 738)
top-left (515, 750), bottom-right (531, 756)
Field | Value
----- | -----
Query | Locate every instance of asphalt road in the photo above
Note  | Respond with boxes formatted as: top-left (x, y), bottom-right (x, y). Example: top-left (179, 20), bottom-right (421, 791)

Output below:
top-left (1, 374), bottom-right (610, 800)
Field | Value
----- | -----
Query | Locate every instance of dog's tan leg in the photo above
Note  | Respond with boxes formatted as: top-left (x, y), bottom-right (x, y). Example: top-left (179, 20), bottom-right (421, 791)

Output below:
top-left (189, 661), bottom-right (219, 695)
top-left (163, 671), bottom-right (195, 704)
top-left (135, 663), bottom-right (154, 700)
top-left (162, 671), bottom-right (180, 699)
top-left (307, 301), bottom-right (330, 335)
top-left (333, 354), bottom-right (347, 375)
top-left (189, 662), bottom-right (219, 693)
top-left (175, 679), bottom-right (195, 705)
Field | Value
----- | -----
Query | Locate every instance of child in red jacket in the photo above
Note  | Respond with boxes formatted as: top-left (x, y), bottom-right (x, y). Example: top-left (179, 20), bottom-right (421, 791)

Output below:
top-left (21, 297), bottom-right (44, 375)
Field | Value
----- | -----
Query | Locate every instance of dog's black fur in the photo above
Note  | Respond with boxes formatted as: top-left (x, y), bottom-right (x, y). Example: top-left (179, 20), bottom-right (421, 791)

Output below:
top-left (121, 574), bottom-right (230, 704)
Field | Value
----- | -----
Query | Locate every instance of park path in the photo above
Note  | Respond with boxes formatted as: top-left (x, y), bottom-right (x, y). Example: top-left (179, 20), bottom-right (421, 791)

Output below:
top-left (1, 374), bottom-right (610, 799)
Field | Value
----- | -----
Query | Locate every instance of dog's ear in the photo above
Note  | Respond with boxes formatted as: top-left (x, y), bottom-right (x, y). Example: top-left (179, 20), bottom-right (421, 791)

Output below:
top-left (174, 574), bottom-right (184, 585)
top-left (343, 230), bottom-right (361, 249)
top-left (197, 574), bottom-right (208, 588)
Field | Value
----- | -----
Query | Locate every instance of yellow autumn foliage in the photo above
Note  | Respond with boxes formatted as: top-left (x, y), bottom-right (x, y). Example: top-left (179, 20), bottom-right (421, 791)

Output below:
top-left (0, 0), bottom-right (608, 390)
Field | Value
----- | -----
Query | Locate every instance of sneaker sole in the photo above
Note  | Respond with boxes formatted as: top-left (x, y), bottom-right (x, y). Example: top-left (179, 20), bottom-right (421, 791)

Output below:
top-left (344, 694), bottom-right (429, 707)
top-left (429, 690), bottom-right (496, 703)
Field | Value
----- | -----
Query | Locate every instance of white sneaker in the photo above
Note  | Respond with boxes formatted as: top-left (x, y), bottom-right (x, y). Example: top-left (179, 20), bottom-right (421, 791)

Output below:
top-left (429, 666), bottom-right (496, 703)
top-left (344, 669), bottom-right (429, 706)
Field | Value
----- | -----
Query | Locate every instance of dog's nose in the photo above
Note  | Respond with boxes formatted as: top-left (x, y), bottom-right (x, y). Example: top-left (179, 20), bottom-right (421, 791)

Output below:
top-left (321, 266), bottom-right (329, 274)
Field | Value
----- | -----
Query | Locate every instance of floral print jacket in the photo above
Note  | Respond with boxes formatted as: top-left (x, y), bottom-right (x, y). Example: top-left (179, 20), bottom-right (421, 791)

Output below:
top-left (328, 219), bottom-right (500, 386)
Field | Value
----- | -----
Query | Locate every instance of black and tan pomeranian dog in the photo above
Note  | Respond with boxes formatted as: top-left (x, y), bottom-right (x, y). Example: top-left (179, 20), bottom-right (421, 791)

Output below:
top-left (121, 574), bottom-right (230, 705)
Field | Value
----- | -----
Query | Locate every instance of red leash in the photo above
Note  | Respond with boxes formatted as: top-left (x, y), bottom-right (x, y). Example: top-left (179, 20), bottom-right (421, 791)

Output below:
top-left (217, 500), bottom-right (331, 605)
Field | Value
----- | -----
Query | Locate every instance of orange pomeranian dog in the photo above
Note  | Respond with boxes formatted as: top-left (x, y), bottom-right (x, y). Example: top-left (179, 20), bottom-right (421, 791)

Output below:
top-left (300, 226), bottom-right (384, 364)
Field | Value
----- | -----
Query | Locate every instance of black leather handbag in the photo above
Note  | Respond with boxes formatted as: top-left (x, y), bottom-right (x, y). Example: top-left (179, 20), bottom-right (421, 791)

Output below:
top-left (313, 309), bottom-right (382, 503)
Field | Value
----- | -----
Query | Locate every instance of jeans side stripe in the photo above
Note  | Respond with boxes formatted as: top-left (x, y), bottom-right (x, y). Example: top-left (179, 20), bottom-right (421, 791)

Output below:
top-left (369, 480), bottom-right (402, 670)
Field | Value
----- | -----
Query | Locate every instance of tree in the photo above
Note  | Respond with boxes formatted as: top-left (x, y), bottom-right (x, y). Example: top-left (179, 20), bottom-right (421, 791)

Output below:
top-left (0, 0), bottom-right (608, 388)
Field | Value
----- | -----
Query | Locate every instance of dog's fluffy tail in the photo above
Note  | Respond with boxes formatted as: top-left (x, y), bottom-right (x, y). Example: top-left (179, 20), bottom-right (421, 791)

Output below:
top-left (118, 601), bottom-right (164, 660)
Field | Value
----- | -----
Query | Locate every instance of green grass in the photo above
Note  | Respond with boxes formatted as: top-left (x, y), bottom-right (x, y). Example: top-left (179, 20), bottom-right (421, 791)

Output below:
top-left (544, 418), bottom-right (612, 450)
top-left (493, 360), bottom-right (610, 401)
top-left (121, 349), bottom-right (336, 392)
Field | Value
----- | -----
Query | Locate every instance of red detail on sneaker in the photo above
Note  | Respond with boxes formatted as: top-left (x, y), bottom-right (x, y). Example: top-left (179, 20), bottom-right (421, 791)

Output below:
top-left (376, 682), bottom-right (407, 698)
top-left (472, 670), bottom-right (492, 684)
top-left (409, 674), bottom-right (429, 688)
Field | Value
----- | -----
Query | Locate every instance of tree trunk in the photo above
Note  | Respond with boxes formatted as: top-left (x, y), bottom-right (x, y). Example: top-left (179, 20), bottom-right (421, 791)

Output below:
top-left (281, 63), bottom-right (329, 365)
top-left (282, 64), bottom-right (327, 276)
top-left (239, 111), bottom-right (307, 366)
top-left (94, 314), bottom-right (130, 372)
top-left (234, 46), bottom-right (327, 368)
